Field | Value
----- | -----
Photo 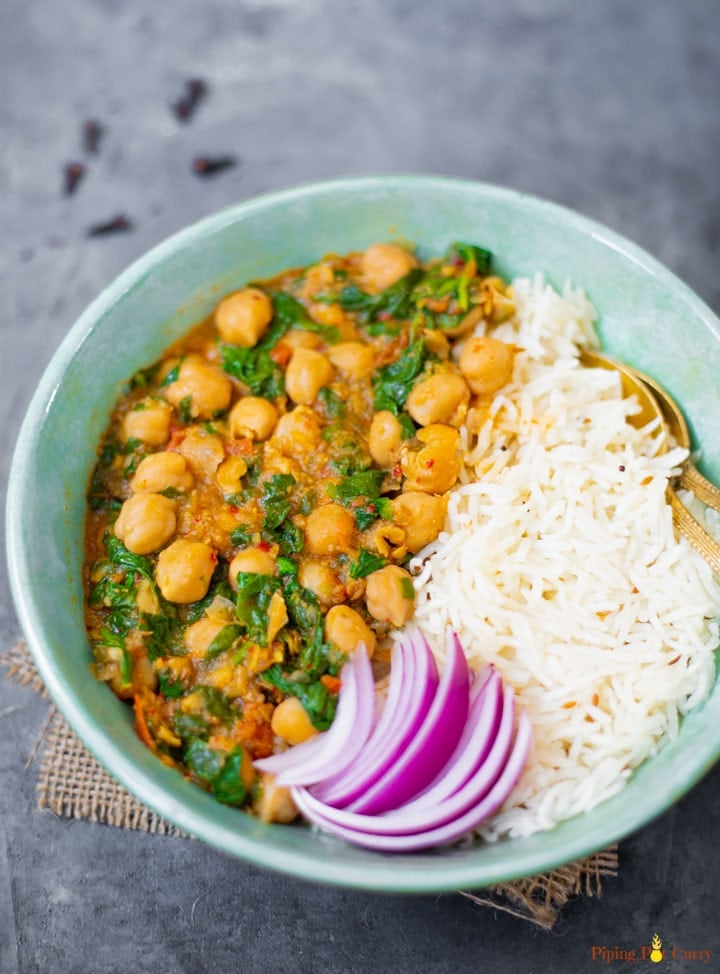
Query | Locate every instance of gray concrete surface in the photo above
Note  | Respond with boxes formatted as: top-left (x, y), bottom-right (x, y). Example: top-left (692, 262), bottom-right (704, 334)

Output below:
top-left (2, 1), bottom-right (720, 971)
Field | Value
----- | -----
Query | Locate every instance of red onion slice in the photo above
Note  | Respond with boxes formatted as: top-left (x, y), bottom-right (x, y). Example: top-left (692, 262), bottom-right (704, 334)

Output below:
top-left (311, 639), bottom-right (406, 804)
top-left (292, 710), bottom-right (532, 851)
top-left (347, 631), bottom-right (469, 815)
top-left (311, 634), bottom-right (438, 808)
top-left (254, 648), bottom-right (375, 785)
top-left (293, 684), bottom-right (516, 836)
top-left (400, 669), bottom-right (503, 810)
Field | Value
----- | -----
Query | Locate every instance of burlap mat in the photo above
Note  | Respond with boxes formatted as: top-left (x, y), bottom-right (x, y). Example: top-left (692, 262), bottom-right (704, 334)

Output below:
top-left (2, 639), bottom-right (617, 928)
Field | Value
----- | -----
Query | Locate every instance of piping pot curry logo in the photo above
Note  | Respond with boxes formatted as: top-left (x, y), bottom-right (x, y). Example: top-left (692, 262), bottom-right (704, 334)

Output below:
top-left (589, 932), bottom-right (713, 965)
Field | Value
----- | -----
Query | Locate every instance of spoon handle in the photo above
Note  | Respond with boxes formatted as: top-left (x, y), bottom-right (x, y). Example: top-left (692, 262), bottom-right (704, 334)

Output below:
top-left (669, 491), bottom-right (720, 573)
top-left (679, 463), bottom-right (720, 514)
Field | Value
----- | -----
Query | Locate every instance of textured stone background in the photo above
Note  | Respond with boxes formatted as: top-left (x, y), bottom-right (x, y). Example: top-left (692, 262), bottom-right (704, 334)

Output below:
top-left (2, 1), bottom-right (720, 971)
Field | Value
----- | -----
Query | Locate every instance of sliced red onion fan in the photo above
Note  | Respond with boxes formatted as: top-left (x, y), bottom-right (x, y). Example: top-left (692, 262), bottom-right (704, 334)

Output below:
top-left (254, 631), bottom-right (532, 852)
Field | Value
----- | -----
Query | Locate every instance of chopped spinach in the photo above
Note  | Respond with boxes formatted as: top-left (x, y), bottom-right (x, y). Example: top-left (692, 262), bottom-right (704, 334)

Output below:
top-left (349, 548), bottom-right (388, 579)
top-left (276, 556), bottom-right (298, 577)
top-left (327, 469), bottom-right (385, 504)
top-left (398, 413), bottom-right (417, 439)
top-left (206, 623), bottom-right (245, 660)
top-left (262, 665), bottom-right (337, 731)
top-left (339, 267), bottom-right (423, 326)
top-left (160, 360), bottom-right (182, 386)
top-left (106, 535), bottom-right (155, 585)
top-left (235, 572), bottom-right (280, 645)
top-left (373, 338), bottom-right (429, 415)
top-left (447, 241), bottom-right (492, 273)
top-left (230, 524), bottom-right (253, 547)
top-left (318, 386), bottom-right (346, 419)
top-left (221, 344), bottom-right (285, 399)
top-left (186, 741), bottom-right (248, 806)
top-left (260, 474), bottom-right (295, 530)
top-left (140, 611), bottom-right (182, 661)
top-left (178, 395), bottom-right (193, 423)
top-left (273, 291), bottom-right (340, 344)
top-left (157, 672), bottom-right (185, 698)
top-left (186, 561), bottom-right (233, 623)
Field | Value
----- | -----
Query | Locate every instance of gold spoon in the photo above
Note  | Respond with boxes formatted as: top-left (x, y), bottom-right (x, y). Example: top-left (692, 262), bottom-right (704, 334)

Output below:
top-left (580, 349), bottom-right (720, 573)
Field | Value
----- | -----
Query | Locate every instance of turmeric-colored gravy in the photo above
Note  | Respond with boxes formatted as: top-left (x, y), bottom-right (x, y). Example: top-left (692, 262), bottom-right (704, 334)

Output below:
top-left (83, 241), bottom-right (514, 819)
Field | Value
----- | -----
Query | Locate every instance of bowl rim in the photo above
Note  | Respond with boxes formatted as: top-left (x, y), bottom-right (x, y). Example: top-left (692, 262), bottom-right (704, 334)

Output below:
top-left (7, 174), bottom-right (720, 892)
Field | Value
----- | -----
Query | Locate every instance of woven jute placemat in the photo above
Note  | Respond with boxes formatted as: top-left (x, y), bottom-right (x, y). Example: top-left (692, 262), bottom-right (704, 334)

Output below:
top-left (2, 640), bottom-right (617, 929)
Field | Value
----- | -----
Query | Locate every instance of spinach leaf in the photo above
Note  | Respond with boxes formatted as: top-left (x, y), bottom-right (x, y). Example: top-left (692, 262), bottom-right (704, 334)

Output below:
top-left (263, 519), bottom-right (303, 556)
top-left (373, 339), bottom-right (429, 416)
top-left (276, 556), bottom-right (298, 577)
top-left (127, 363), bottom-right (160, 391)
top-left (318, 386), bottom-right (346, 419)
top-left (446, 241), bottom-right (492, 273)
top-left (273, 291), bottom-right (340, 344)
top-left (157, 672), bottom-right (185, 698)
top-left (206, 623), bottom-right (245, 660)
top-left (106, 535), bottom-right (155, 585)
top-left (260, 474), bottom-right (295, 530)
top-left (349, 548), bottom-right (388, 579)
top-left (327, 470), bottom-right (385, 505)
top-left (178, 395), bottom-right (193, 423)
top-left (173, 711), bottom-right (210, 741)
top-left (160, 359), bottom-right (183, 386)
top-left (235, 572), bottom-right (280, 645)
top-left (262, 666), bottom-right (337, 731)
top-left (140, 612), bottom-right (182, 661)
top-left (210, 747), bottom-right (248, 805)
top-left (186, 561), bottom-right (233, 623)
top-left (339, 267), bottom-right (423, 325)
top-left (186, 741), bottom-right (248, 806)
top-left (327, 469), bottom-right (388, 530)
top-left (398, 413), bottom-right (417, 439)
top-left (221, 345), bottom-right (285, 399)
top-left (230, 524), bottom-right (253, 547)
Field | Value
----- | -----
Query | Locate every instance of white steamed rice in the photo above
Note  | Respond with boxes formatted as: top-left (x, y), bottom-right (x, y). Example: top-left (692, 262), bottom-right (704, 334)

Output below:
top-left (402, 275), bottom-right (720, 840)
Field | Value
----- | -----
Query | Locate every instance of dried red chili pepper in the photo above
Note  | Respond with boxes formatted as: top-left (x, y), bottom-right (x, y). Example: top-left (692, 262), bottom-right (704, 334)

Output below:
top-left (87, 215), bottom-right (133, 237)
top-left (172, 78), bottom-right (208, 122)
top-left (63, 162), bottom-right (86, 196)
top-left (192, 155), bottom-right (237, 177)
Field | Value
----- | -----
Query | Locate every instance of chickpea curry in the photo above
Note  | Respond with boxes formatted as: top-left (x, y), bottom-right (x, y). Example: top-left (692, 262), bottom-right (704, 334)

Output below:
top-left (84, 241), bottom-right (515, 822)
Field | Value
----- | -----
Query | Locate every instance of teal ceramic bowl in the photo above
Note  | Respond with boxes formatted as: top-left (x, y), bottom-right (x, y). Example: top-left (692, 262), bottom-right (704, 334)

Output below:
top-left (7, 176), bottom-right (720, 892)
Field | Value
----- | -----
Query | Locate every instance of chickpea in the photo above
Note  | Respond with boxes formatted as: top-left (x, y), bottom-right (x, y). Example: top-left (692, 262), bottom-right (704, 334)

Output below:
top-left (324, 605), bottom-right (377, 658)
top-left (391, 492), bottom-right (447, 553)
top-left (304, 503), bottom-right (356, 556)
top-left (284, 348), bottom-right (334, 406)
top-left (122, 398), bottom-right (172, 447)
top-left (155, 539), bottom-right (216, 603)
top-left (216, 456), bottom-right (248, 496)
top-left (406, 370), bottom-right (469, 427)
top-left (114, 492), bottom-right (177, 555)
top-left (365, 565), bottom-right (415, 627)
top-left (298, 561), bottom-right (346, 607)
top-left (368, 410), bottom-right (403, 468)
top-left (228, 396), bottom-right (278, 441)
top-left (215, 287), bottom-right (273, 348)
top-left (271, 697), bottom-right (318, 746)
top-left (177, 427), bottom-right (225, 480)
top-left (229, 547), bottom-right (277, 588)
top-left (255, 773), bottom-right (299, 824)
top-left (327, 342), bottom-right (375, 378)
top-left (401, 424), bottom-right (460, 494)
top-left (273, 406), bottom-right (322, 457)
top-left (282, 330), bottom-right (322, 351)
top-left (459, 336), bottom-right (516, 395)
top-left (130, 451), bottom-right (194, 494)
top-left (164, 354), bottom-right (232, 420)
top-left (361, 243), bottom-right (417, 293)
